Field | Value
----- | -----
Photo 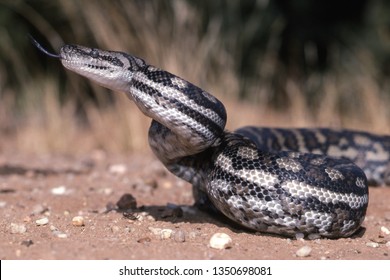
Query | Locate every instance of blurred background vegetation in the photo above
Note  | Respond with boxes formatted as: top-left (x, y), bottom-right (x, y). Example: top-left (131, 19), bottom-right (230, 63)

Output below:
top-left (1, 0), bottom-right (390, 155)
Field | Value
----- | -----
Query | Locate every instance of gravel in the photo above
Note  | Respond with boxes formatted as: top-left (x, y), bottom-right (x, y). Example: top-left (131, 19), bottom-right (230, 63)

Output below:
top-left (380, 226), bottom-right (390, 235)
top-left (365, 241), bottom-right (380, 248)
top-left (10, 223), bottom-right (27, 234)
top-left (35, 217), bottom-right (49, 226)
top-left (71, 216), bottom-right (85, 226)
top-left (108, 164), bottom-right (127, 175)
top-left (173, 230), bottom-right (186, 243)
top-left (160, 229), bottom-right (173, 239)
top-left (209, 233), bottom-right (232, 249)
top-left (295, 245), bottom-right (312, 257)
top-left (51, 185), bottom-right (68, 195)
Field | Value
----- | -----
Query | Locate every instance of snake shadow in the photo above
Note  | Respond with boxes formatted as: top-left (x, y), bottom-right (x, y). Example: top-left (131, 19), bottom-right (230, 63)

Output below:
top-left (118, 204), bottom-right (253, 234)
top-left (117, 204), bottom-right (367, 239)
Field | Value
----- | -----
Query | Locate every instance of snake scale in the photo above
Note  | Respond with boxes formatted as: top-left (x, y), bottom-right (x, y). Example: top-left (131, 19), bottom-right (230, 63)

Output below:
top-left (32, 38), bottom-right (390, 238)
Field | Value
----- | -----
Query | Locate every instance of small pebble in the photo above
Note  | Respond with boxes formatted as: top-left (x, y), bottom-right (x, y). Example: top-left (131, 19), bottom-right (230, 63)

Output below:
top-left (143, 178), bottom-right (158, 189)
top-left (35, 217), bottom-right (49, 226)
top-left (111, 225), bottom-right (120, 233)
top-left (386, 241), bottom-right (390, 248)
top-left (51, 185), bottom-right (67, 195)
top-left (366, 241), bottom-right (379, 248)
top-left (148, 227), bottom-right (162, 235)
top-left (21, 239), bottom-right (34, 247)
top-left (296, 245), bottom-right (312, 257)
top-left (188, 231), bottom-right (198, 239)
top-left (124, 226), bottom-right (135, 234)
top-left (123, 211), bottom-right (138, 220)
top-left (0, 200), bottom-right (7, 208)
top-left (31, 204), bottom-right (48, 215)
top-left (50, 226), bottom-right (67, 238)
top-left (137, 237), bottom-right (151, 244)
top-left (98, 187), bottom-right (113, 195)
top-left (209, 233), bottom-right (232, 249)
top-left (10, 223), bottom-right (27, 234)
top-left (109, 164), bottom-right (127, 175)
top-left (72, 216), bottom-right (85, 226)
top-left (147, 215), bottom-right (156, 221)
top-left (116, 193), bottom-right (137, 210)
top-left (49, 225), bottom-right (58, 231)
top-left (105, 202), bottom-right (117, 212)
top-left (174, 230), bottom-right (186, 242)
top-left (160, 229), bottom-right (173, 239)
top-left (161, 181), bottom-right (173, 189)
top-left (55, 232), bottom-right (68, 238)
top-left (380, 226), bottom-right (390, 235)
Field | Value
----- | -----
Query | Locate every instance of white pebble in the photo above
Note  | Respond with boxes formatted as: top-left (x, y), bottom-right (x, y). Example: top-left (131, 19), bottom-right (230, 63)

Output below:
top-left (366, 241), bottom-right (379, 248)
top-left (51, 185), bottom-right (67, 195)
top-left (72, 216), bottom-right (85, 226)
top-left (147, 215), bottom-right (156, 221)
top-left (209, 233), bottom-right (232, 249)
top-left (109, 164), bottom-right (127, 175)
top-left (160, 229), bottom-right (173, 239)
top-left (98, 187), bottom-right (113, 195)
top-left (10, 223), bottom-right (27, 234)
top-left (296, 245), bottom-right (312, 257)
top-left (124, 226), bottom-right (135, 234)
top-left (174, 230), bottom-right (186, 243)
top-left (55, 232), bottom-right (68, 238)
top-left (110, 225), bottom-right (119, 233)
top-left (35, 217), bottom-right (49, 226)
top-left (148, 227), bottom-right (162, 235)
top-left (380, 226), bottom-right (390, 235)
top-left (188, 231), bottom-right (198, 239)
top-left (49, 225), bottom-right (58, 231)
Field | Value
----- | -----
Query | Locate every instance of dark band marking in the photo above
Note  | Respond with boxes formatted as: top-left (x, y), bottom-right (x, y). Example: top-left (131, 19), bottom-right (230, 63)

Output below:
top-left (131, 79), bottom-right (224, 139)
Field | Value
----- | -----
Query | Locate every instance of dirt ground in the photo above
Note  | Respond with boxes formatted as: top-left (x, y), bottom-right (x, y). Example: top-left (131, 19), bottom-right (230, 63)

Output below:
top-left (1, 151), bottom-right (389, 260)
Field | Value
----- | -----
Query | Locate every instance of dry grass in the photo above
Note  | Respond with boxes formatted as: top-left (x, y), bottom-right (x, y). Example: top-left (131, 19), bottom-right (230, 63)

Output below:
top-left (0, 0), bottom-right (389, 156)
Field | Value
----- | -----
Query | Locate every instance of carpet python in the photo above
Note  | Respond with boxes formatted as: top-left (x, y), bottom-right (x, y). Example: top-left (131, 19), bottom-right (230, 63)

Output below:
top-left (32, 38), bottom-right (390, 238)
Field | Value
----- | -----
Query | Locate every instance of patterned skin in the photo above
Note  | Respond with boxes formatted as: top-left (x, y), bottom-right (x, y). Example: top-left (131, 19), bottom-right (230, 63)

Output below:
top-left (33, 40), bottom-right (370, 238)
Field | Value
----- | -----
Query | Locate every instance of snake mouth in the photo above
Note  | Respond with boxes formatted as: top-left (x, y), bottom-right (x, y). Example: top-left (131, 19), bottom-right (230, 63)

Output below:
top-left (30, 35), bottom-right (61, 59)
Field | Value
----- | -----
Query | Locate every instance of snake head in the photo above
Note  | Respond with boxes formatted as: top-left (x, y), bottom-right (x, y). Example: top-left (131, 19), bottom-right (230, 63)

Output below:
top-left (30, 36), bottom-right (146, 93)
top-left (60, 44), bottom-right (146, 92)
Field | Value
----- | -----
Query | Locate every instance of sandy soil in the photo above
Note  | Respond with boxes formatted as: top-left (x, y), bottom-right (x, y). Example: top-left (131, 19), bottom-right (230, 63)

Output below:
top-left (1, 151), bottom-right (389, 260)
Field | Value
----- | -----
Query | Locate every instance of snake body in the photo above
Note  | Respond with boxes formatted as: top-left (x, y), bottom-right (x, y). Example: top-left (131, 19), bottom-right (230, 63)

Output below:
top-left (36, 42), bottom-right (383, 238)
top-left (236, 127), bottom-right (390, 186)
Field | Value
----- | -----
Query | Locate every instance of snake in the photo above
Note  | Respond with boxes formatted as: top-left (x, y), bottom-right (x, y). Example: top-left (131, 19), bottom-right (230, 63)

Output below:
top-left (32, 38), bottom-right (390, 238)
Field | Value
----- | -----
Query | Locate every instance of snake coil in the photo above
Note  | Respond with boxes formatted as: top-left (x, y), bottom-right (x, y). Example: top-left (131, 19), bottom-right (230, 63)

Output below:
top-left (31, 39), bottom-right (383, 238)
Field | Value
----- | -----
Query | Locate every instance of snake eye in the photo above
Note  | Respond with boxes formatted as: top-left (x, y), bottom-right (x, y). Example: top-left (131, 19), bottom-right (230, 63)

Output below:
top-left (90, 49), bottom-right (99, 58)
